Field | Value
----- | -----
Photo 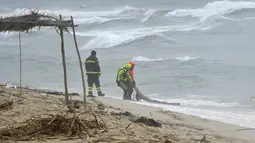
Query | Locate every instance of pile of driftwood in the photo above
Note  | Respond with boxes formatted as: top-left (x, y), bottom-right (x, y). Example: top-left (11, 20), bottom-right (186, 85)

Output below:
top-left (0, 112), bottom-right (106, 141)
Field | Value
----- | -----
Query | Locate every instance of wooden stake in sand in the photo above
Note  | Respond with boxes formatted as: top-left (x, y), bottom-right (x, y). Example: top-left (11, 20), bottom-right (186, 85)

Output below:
top-left (59, 15), bottom-right (69, 106)
top-left (19, 31), bottom-right (22, 96)
top-left (70, 16), bottom-right (87, 107)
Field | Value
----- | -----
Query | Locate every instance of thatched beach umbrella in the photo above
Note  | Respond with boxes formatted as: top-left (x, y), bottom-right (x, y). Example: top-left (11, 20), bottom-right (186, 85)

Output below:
top-left (0, 10), bottom-right (87, 107)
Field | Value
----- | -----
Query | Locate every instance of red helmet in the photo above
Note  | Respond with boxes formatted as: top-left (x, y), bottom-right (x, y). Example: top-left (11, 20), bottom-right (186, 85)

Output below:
top-left (129, 61), bottom-right (135, 66)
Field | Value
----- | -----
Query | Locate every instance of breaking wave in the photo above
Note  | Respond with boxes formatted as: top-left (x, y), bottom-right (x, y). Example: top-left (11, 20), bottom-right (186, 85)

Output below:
top-left (132, 56), bottom-right (199, 62)
top-left (163, 1), bottom-right (255, 30)
top-left (0, 5), bottom-right (145, 25)
top-left (164, 98), bottom-right (250, 108)
top-left (1, 2), bottom-right (247, 40)
top-left (140, 9), bottom-right (158, 23)
top-left (165, 1), bottom-right (255, 18)
top-left (78, 24), bottom-right (197, 49)
top-left (174, 56), bottom-right (199, 61)
top-left (0, 32), bottom-right (17, 38)
top-left (135, 101), bottom-right (255, 128)
top-left (132, 56), bottom-right (167, 62)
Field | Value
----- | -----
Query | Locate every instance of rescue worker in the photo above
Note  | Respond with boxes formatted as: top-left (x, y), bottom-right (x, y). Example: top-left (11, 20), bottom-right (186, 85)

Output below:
top-left (116, 63), bottom-right (135, 100)
top-left (129, 61), bottom-right (135, 80)
top-left (85, 50), bottom-right (105, 97)
top-left (128, 61), bottom-right (141, 101)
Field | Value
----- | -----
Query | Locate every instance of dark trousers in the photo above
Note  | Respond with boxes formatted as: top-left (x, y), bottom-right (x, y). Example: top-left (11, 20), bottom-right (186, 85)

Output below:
top-left (119, 81), bottom-right (133, 100)
top-left (87, 74), bottom-right (102, 96)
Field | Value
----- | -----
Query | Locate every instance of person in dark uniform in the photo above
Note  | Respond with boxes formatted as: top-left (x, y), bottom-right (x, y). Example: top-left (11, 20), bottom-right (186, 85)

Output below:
top-left (85, 50), bottom-right (105, 97)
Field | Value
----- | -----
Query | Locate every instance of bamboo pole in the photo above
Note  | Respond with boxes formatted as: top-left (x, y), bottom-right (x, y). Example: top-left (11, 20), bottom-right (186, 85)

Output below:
top-left (19, 31), bottom-right (22, 96)
top-left (59, 14), bottom-right (69, 106)
top-left (70, 16), bottom-right (87, 107)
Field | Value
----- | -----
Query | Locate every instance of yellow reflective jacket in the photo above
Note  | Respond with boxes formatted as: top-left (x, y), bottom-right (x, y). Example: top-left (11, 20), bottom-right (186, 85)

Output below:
top-left (116, 67), bottom-right (133, 82)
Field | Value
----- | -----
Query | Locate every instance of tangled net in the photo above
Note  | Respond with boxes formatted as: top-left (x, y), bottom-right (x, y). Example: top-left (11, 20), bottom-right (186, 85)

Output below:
top-left (0, 112), bottom-right (106, 141)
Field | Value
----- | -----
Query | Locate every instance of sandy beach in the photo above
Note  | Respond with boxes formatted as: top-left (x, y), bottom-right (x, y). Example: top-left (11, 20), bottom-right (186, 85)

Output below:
top-left (0, 86), bottom-right (255, 143)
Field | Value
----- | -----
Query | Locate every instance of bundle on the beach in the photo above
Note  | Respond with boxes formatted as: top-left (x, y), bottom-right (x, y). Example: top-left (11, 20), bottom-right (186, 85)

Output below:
top-left (0, 113), bottom-right (106, 141)
top-left (0, 99), bottom-right (13, 110)
top-left (134, 86), bottom-right (180, 106)
top-left (134, 116), bottom-right (162, 128)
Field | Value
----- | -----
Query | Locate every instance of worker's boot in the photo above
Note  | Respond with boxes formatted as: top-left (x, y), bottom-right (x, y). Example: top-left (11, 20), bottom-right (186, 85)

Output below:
top-left (123, 92), bottom-right (129, 100)
top-left (87, 94), bottom-right (96, 97)
top-left (87, 91), bottom-right (95, 97)
top-left (98, 91), bottom-right (105, 96)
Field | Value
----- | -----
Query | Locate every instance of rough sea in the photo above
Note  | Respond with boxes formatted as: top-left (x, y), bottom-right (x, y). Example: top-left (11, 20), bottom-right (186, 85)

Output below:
top-left (1, 0), bottom-right (255, 128)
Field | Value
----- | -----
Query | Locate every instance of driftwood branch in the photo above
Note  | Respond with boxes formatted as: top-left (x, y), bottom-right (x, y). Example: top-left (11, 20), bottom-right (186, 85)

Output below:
top-left (200, 135), bottom-right (206, 143)
top-left (126, 123), bottom-right (132, 130)
top-left (59, 15), bottom-right (69, 107)
top-left (70, 16), bottom-right (87, 107)
top-left (0, 111), bottom-right (106, 141)
top-left (88, 105), bottom-right (100, 129)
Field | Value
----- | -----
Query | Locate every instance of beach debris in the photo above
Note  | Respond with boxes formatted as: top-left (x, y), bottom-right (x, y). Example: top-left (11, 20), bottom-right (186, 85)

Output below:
top-left (45, 91), bottom-right (79, 96)
top-left (200, 135), bottom-right (206, 143)
top-left (0, 112), bottom-right (106, 141)
top-left (0, 99), bottom-right (13, 110)
top-left (134, 86), bottom-right (180, 106)
top-left (133, 116), bottom-right (162, 128)
top-left (71, 100), bottom-right (82, 109)
top-left (4, 83), bottom-right (17, 89)
top-left (97, 103), bottom-right (105, 110)
top-left (236, 128), bottom-right (255, 132)
top-left (40, 93), bottom-right (47, 96)
top-left (126, 123), bottom-right (132, 130)
top-left (25, 88), bottom-right (80, 96)
top-left (110, 111), bottom-right (135, 117)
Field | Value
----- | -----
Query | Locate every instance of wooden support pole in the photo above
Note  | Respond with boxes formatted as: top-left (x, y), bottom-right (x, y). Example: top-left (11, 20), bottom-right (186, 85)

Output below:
top-left (70, 16), bottom-right (87, 107)
top-left (59, 14), bottom-right (69, 106)
top-left (19, 31), bottom-right (22, 96)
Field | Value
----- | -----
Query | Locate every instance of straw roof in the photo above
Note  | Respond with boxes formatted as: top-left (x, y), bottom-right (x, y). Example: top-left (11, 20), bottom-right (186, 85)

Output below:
top-left (0, 10), bottom-right (77, 32)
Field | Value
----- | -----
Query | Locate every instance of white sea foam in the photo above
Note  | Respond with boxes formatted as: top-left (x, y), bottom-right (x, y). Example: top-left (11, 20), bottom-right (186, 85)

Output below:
top-left (1, 5), bottom-right (143, 25)
top-left (134, 100), bottom-right (255, 128)
top-left (78, 24), bottom-right (197, 49)
top-left (165, 1), bottom-right (255, 18)
top-left (132, 56), bottom-right (199, 62)
top-left (132, 56), bottom-right (167, 62)
top-left (140, 9), bottom-right (157, 23)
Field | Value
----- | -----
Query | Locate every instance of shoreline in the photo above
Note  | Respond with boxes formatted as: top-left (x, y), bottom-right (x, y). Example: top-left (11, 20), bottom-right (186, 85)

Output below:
top-left (1, 85), bottom-right (255, 142)
top-left (2, 83), bottom-right (255, 127)
top-left (2, 84), bottom-right (255, 128)
top-left (94, 96), bottom-right (255, 141)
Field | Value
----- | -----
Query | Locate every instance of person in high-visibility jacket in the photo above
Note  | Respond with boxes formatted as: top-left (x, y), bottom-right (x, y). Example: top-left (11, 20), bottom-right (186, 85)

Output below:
top-left (116, 63), bottom-right (135, 100)
top-left (85, 50), bottom-right (105, 97)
